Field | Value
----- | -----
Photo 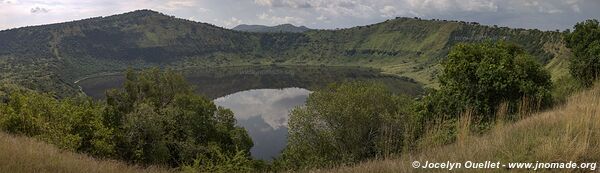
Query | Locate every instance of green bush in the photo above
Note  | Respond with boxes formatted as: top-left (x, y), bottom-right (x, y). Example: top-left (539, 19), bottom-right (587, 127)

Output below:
top-left (0, 68), bottom-right (255, 170)
top-left (0, 86), bottom-right (114, 156)
top-left (275, 82), bottom-right (414, 170)
top-left (105, 68), bottom-right (253, 167)
top-left (416, 41), bottom-right (553, 122)
top-left (564, 19), bottom-right (600, 87)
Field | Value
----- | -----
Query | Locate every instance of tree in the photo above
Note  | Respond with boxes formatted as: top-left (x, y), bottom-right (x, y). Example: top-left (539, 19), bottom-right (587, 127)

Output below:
top-left (0, 85), bottom-right (114, 156)
top-left (104, 68), bottom-right (253, 166)
top-left (564, 19), bottom-right (600, 87)
top-left (276, 82), bottom-right (413, 170)
top-left (417, 41), bottom-right (552, 122)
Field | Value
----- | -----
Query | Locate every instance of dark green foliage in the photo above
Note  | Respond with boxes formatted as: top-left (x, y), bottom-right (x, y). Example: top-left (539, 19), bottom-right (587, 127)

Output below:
top-left (564, 19), bottom-right (600, 87)
top-left (0, 85), bottom-right (115, 156)
top-left (416, 42), bottom-right (552, 122)
top-left (105, 68), bottom-right (253, 166)
top-left (275, 82), bottom-right (414, 170)
top-left (0, 68), bottom-right (255, 170)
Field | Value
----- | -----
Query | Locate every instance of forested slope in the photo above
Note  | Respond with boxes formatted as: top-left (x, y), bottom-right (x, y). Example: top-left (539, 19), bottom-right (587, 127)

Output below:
top-left (0, 10), bottom-right (568, 96)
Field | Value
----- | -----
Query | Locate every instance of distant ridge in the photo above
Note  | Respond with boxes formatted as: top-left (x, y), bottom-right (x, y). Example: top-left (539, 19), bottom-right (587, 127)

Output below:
top-left (233, 24), bottom-right (310, 33)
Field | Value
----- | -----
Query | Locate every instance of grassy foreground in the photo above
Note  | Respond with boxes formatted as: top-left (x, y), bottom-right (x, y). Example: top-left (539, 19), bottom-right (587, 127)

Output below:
top-left (0, 132), bottom-right (172, 173)
top-left (318, 83), bottom-right (600, 173)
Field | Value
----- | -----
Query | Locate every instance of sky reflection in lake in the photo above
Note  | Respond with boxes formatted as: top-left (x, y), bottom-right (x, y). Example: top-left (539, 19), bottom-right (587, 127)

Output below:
top-left (214, 88), bottom-right (311, 160)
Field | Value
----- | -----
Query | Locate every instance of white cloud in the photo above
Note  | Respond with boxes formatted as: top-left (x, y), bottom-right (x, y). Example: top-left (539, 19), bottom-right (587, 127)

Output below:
top-left (379, 5), bottom-right (397, 17)
top-left (521, 0), bottom-right (563, 14)
top-left (165, 0), bottom-right (195, 8)
top-left (565, 0), bottom-right (581, 13)
top-left (402, 0), bottom-right (498, 16)
top-left (220, 17), bottom-right (242, 27)
top-left (316, 15), bottom-right (327, 21)
top-left (253, 0), bottom-right (375, 18)
top-left (258, 12), bottom-right (305, 25)
top-left (251, 0), bottom-right (499, 22)
top-left (254, 0), bottom-right (311, 8)
top-left (1, 0), bottom-right (14, 4)
top-left (161, 0), bottom-right (202, 10)
top-left (571, 4), bottom-right (580, 13)
top-left (254, 0), bottom-right (273, 6)
top-left (30, 6), bottom-right (49, 13)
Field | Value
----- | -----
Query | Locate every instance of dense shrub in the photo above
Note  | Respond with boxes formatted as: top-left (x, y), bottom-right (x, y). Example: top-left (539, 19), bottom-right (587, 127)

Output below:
top-left (416, 41), bottom-right (552, 122)
top-left (564, 19), bottom-right (600, 87)
top-left (275, 82), bottom-right (414, 170)
top-left (0, 86), bottom-right (114, 156)
top-left (105, 68), bottom-right (253, 167)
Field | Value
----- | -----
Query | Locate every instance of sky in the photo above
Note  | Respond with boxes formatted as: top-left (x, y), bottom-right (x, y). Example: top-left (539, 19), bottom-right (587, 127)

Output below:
top-left (0, 0), bottom-right (599, 31)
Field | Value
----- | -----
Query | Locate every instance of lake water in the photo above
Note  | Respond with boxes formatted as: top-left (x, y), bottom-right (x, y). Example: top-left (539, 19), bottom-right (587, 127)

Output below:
top-left (213, 88), bottom-right (311, 160)
top-left (78, 66), bottom-right (423, 100)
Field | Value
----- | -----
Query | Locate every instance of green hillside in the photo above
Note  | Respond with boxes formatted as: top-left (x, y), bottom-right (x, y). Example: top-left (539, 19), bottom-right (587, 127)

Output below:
top-left (0, 10), bottom-right (568, 97)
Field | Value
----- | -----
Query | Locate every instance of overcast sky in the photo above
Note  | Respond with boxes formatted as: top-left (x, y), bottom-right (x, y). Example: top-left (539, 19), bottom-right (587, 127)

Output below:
top-left (1, 0), bottom-right (599, 31)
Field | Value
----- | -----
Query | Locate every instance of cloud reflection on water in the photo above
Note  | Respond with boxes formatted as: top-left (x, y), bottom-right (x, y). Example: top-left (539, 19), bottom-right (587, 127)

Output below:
top-left (213, 88), bottom-right (311, 160)
top-left (214, 88), bottom-right (311, 129)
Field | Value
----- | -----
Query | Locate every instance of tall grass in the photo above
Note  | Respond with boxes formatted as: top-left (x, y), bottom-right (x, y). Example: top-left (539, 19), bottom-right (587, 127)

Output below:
top-left (0, 132), bottom-right (172, 173)
top-left (318, 83), bottom-right (600, 173)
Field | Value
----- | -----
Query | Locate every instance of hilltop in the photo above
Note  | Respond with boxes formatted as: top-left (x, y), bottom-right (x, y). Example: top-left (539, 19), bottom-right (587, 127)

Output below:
top-left (233, 24), bottom-right (311, 33)
top-left (0, 10), bottom-right (569, 97)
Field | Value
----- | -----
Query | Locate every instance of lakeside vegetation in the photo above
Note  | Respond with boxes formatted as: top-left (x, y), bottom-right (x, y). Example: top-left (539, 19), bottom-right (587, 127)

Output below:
top-left (0, 68), bottom-right (258, 172)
